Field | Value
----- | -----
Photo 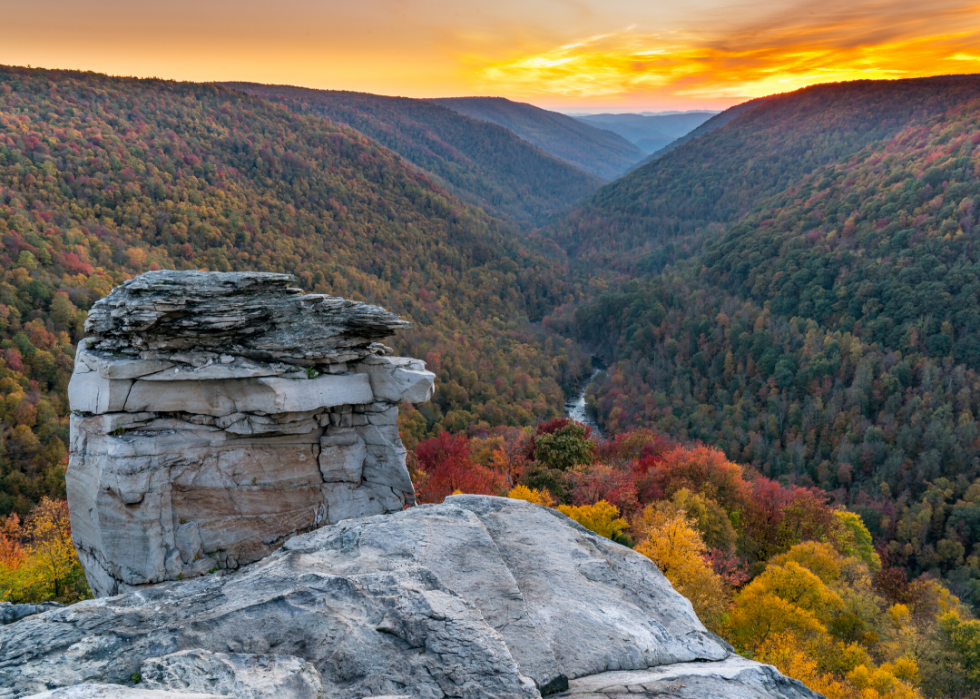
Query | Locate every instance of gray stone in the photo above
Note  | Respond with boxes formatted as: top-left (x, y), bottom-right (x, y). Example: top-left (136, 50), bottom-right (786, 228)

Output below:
top-left (0, 497), bottom-right (819, 699)
top-left (83, 271), bottom-right (409, 362)
top-left (118, 373), bottom-right (373, 417)
top-left (0, 601), bottom-right (64, 625)
top-left (555, 657), bottom-right (819, 698)
top-left (24, 686), bottom-right (223, 699)
top-left (356, 356), bottom-right (435, 404)
top-left (140, 650), bottom-right (322, 699)
top-left (67, 272), bottom-right (433, 597)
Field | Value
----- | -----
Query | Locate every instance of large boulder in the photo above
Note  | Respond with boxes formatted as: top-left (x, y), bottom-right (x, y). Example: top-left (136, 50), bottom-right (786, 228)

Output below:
top-left (66, 272), bottom-right (434, 597)
top-left (1, 496), bottom-right (820, 699)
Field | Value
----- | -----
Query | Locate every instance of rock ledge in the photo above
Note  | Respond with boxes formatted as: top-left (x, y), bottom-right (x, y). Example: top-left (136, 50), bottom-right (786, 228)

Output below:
top-left (1, 496), bottom-right (820, 699)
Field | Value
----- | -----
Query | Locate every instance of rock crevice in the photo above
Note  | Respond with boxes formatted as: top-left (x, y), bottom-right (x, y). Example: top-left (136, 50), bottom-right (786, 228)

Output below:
top-left (66, 272), bottom-right (434, 597)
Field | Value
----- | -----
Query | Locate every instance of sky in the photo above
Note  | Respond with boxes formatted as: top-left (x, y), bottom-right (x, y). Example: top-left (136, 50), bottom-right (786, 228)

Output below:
top-left (3, 0), bottom-right (980, 112)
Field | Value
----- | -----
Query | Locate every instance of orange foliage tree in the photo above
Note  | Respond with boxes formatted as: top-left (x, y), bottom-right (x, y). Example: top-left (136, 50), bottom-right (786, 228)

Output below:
top-left (0, 497), bottom-right (89, 603)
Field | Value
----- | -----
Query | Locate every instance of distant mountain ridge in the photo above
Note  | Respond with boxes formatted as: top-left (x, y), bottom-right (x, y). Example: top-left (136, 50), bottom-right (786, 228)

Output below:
top-left (431, 96), bottom-right (644, 180)
top-left (574, 112), bottom-right (716, 153)
top-left (556, 76), bottom-right (980, 264)
top-left (632, 98), bottom-right (771, 167)
top-left (223, 83), bottom-right (602, 225)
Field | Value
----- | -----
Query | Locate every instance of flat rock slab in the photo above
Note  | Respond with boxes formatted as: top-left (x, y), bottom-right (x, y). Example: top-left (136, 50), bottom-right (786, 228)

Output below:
top-left (0, 497), bottom-right (819, 699)
top-left (556, 658), bottom-right (820, 699)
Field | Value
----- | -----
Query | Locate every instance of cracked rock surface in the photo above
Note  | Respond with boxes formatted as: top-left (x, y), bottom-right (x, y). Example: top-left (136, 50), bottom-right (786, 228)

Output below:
top-left (2, 497), bottom-right (820, 699)
top-left (66, 272), bottom-right (434, 597)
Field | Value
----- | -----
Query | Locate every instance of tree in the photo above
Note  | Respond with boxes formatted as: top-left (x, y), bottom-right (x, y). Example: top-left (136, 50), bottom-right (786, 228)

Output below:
top-left (508, 485), bottom-right (555, 507)
top-left (533, 421), bottom-right (594, 471)
top-left (726, 560), bottom-right (842, 653)
top-left (634, 503), bottom-right (728, 630)
top-left (556, 501), bottom-right (628, 541)
top-left (0, 498), bottom-right (88, 603)
top-left (414, 432), bottom-right (504, 504)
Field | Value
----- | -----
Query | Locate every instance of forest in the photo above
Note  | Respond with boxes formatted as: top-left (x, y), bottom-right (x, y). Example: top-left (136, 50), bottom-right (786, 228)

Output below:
top-left (556, 81), bottom-right (980, 615)
top-left (225, 83), bottom-right (603, 224)
top-left (0, 65), bottom-right (591, 516)
top-left (4, 64), bottom-right (980, 696)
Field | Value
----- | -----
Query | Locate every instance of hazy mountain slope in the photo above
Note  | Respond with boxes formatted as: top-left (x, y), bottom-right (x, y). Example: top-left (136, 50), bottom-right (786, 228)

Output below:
top-left (431, 96), bottom-right (643, 180)
top-left (575, 112), bottom-right (716, 152)
top-left (563, 80), bottom-right (980, 533)
top-left (222, 83), bottom-right (602, 225)
top-left (633, 98), bottom-right (771, 167)
top-left (0, 66), bottom-right (590, 515)
top-left (557, 76), bottom-right (980, 265)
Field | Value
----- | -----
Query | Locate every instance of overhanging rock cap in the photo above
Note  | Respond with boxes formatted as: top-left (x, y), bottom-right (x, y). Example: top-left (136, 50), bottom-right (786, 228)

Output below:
top-left (84, 271), bottom-right (411, 361)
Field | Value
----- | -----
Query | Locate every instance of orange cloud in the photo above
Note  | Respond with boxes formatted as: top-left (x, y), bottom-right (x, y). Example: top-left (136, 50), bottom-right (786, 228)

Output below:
top-left (2, 0), bottom-right (979, 109)
top-left (463, 0), bottom-right (980, 108)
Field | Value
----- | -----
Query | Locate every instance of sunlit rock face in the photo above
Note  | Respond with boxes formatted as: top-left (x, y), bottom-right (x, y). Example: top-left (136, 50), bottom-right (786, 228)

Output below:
top-left (65, 271), bottom-right (434, 597)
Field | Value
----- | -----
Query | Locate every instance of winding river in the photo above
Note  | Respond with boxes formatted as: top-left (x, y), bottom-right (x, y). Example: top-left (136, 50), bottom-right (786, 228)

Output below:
top-left (565, 369), bottom-right (603, 437)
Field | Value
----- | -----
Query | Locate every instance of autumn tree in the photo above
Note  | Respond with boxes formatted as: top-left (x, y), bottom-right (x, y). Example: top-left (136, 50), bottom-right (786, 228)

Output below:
top-left (0, 498), bottom-right (88, 603)
top-left (557, 501), bottom-right (628, 541)
top-left (414, 432), bottom-right (505, 503)
top-left (634, 503), bottom-right (727, 630)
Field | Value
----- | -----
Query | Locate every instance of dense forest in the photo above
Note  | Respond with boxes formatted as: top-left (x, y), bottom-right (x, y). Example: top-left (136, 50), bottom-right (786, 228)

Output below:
top-left (431, 96), bottom-right (644, 180)
top-left (224, 83), bottom-right (602, 224)
top-left (553, 78), bottom-right (980, 612)
top-left (0, 65), bottom-right (592, 516)
top-left (5, 62), bottom-right (980, 697)
top-left (560, 77), bottom-right (980, 266)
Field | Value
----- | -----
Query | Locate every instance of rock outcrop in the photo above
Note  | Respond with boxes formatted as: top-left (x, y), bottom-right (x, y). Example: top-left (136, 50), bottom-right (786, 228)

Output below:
top-left (1, 496), bottom-right (820, 699)
top-left (66, 271), bottom-right (434, 597)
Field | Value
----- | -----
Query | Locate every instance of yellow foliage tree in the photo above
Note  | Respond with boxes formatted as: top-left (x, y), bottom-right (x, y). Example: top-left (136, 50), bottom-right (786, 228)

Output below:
top-left (725, 558), bottom-right (845, 653)
top-left (633, 503), bottom-right (727, 631)
top-left (508, 485), bottom-right (556, 508)
top-left (769, 541), bottom-right (841, 585)
top-left (758, 633), bottom-right (922, 699)
top-left (557, 500), bottom-right (628, 540)
top-left (0, 498), bottom-right (89, 603)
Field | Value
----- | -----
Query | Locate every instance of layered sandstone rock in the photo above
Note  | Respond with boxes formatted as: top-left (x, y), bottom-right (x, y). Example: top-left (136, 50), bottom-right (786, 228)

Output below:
top-left (2, 497), bottom-right (820, 699)
top-left (66, 271), bottom-right (434, 597)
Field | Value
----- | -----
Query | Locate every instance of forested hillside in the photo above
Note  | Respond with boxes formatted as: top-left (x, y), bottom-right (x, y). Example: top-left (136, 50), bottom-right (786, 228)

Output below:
top-left (431, 96), bottom-right (644, 179)
top-left (632, 97), bottom-right (771, 167)
top-left (562, 77), bottom-right (980, 266)
top-left (574, 111), bottom-right (715, 153)
top-left (0, 65), bottom-right (592, 516)
top-left (557, 77), bottom-right (980, 605)
top-left (223, 83), bottom-right (602, 224)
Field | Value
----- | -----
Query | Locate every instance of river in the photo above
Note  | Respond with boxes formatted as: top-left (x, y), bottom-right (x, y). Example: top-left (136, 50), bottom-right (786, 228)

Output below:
top-left (565, 369), bottom-right (603, 437)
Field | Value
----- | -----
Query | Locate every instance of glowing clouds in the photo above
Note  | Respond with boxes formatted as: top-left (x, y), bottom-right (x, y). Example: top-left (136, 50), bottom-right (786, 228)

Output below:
top-left (464, 1), bottom-right (980, 107)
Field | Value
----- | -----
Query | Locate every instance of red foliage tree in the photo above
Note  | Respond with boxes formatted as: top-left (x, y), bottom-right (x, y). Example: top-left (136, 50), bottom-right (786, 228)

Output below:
top-left (741, 479), bottom-right (835, 562)
top-left (634, 445), bottom-right (752, 513)
top-left (595, 429), bottom-right (670, 467)
top-left (414, 432), bottom-right (505, 504)
top-left (569, 463), bottom-right (639, 516)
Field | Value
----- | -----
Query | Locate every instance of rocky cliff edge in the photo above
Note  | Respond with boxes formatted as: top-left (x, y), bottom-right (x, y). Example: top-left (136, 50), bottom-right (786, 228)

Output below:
top-left (0, 496), bottom-right (822, 699)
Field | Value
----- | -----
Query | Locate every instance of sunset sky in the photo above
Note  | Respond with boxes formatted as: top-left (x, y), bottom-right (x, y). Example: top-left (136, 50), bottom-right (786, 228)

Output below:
top-left (3, 0), bottom-right (980, 111)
